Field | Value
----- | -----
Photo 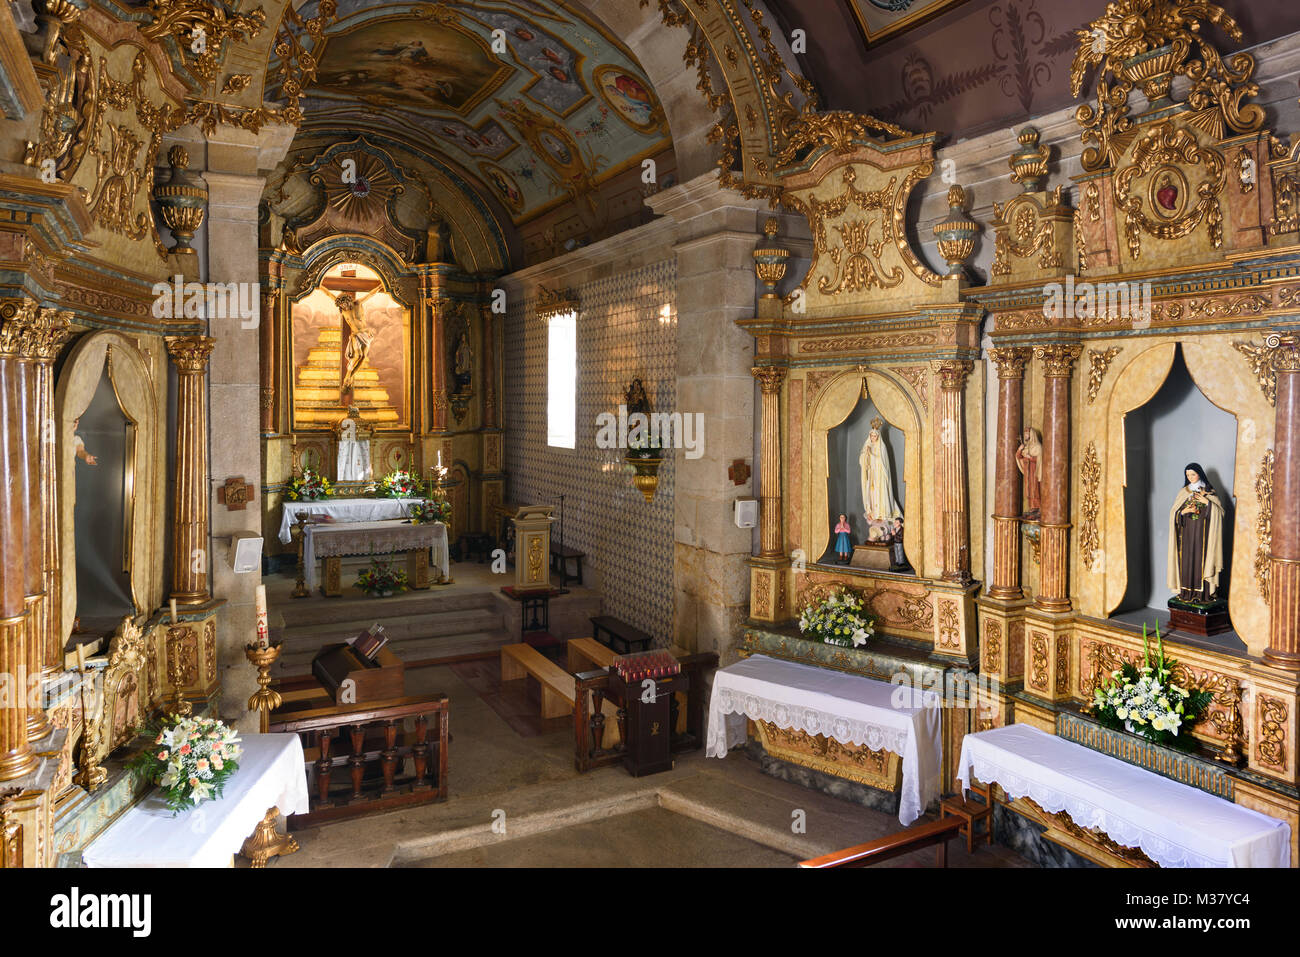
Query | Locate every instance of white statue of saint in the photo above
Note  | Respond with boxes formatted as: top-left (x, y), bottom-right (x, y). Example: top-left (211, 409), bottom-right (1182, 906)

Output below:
top-left (859, 417), bottom-right (902, 541)
top-left (336, 416), bottom-right (371, 482)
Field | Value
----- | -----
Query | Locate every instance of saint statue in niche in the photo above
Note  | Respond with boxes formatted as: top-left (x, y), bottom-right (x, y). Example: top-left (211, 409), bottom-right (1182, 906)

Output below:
top-left (336, 410), bottom-right (371, 482)
top-left (335, 288), bottom-right (383, 397)
top-left (859, 417), bottom-right (902, 541)
top-left (833, 514), bottom-right (852, 564)
top-left (453, 331), bottom-right (472, 393)
top-left (1015, 427), bottom-right (1042, 518)
top-left (1167, 462), bottom-right (1226, 604)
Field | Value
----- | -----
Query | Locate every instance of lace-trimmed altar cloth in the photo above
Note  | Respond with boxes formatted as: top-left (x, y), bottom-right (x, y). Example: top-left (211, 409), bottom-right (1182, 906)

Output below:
top-left (277, 496), bottom-right (426, 544)
top-left (958, 724), bottom-right (1291, 868)
top-left (705, 654), bottom-right (942, 825)
top-left (303, 520), bottom-right (448, 589)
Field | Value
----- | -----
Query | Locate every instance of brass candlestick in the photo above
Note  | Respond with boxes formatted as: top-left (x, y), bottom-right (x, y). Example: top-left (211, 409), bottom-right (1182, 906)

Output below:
top-left (291, 511), bottom-right (311, 598)
top-left (73, 665), bottom-right (107, 793)
top-left (165, 624), bottom-right (194, 717)
top-left (245, 642), bottom-right (283, 734)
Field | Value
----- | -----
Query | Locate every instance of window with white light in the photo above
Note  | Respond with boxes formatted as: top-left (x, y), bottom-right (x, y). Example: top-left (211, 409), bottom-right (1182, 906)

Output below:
top-left (547, 310), bottom-right (577, 449)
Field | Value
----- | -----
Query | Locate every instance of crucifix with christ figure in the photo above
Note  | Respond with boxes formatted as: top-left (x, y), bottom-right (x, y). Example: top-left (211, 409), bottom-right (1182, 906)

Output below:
top-left (322, 268), bottom-right (383, 405)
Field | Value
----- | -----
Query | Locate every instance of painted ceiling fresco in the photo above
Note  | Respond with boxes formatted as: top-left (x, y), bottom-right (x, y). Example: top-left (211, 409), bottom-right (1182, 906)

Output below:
top-left (767, 0), bottom-right (1300, 141)
top-left (269, 0), bottom-right (672, 224)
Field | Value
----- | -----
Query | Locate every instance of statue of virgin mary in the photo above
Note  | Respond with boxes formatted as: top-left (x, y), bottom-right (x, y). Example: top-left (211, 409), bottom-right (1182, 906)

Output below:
top-left (336, 414), bottom-right (371, 482)
top-left (860, 417), bottom-right (902, 540)
top-left (1167, 462), bottom-right (1225, 603)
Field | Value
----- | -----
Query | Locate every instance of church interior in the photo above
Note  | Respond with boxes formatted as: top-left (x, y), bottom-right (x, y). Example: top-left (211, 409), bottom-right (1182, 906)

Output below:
top-left (3, 0), bottom-right (1300, 879)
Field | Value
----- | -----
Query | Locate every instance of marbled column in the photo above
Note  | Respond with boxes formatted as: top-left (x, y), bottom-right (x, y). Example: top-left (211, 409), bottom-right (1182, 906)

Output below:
top-left (752, 365), bottom-right (787, 559)
top-left (1265, 333), bottom-right (1300, 670)
top-left (34, 310), bottom-right (71, 677)
top-left (259, 288), bottom-right (276, 435)
top-left (0, 319), bottom-right (34, 780)
top-left (988, 347), bottom-right (1031, 599)
top-left (936, 359), bottom-right (975, 582)
top-left (1033, 343), bottom-right (1081, 612)
top-left (166, 336), bottom-right (216, 605)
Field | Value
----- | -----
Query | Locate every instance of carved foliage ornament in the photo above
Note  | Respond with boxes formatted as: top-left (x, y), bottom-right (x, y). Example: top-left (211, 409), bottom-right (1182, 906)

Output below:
top-left (140, 0), bottom-right (267, 88)
top-left (1070, 0), bottom-right (1266, 173)
top-left (991, 191), bottom-right (1065, 277)
top-left (1255, 449), bottom-right (1274, 605)
top-left (1086, 346), bottom-right (1122, 404)
top-left (1079, 442), bottom-right (1102, 571)
top-left (0, 300), bottom-right (74, 361)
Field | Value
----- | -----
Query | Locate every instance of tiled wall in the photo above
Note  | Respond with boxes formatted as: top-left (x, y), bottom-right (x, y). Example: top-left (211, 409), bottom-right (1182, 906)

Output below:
top-left (503, 259), bottom-right (677, 645)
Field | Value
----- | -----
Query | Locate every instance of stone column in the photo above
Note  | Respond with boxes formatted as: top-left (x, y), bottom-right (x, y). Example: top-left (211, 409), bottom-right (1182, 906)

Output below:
top-left (988, 347), bottom-right (1031, 599)
top-left (936, 360), bottom-right (975, 582)
top-left (0, 318), bottom-right (35, 781)
top-left (1265, 333), bottom-right (1300, 670)
top-left (1033, 342), bottom-right (1081, 612)
top-left (752, 365), bottom-right (786, 558)
top-left (646, 174), bottom-right (767, 658)
top-left (166, 336), bottom-right (215, 604)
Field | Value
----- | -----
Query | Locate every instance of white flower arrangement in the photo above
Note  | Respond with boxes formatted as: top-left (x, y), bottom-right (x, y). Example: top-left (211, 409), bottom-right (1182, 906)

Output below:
top-left (797, 589), bottom-right (876, 648)
top-left (129, 715), bottom-right (243, 813)
top-left (1092, 625), bottom-right (1212, 749)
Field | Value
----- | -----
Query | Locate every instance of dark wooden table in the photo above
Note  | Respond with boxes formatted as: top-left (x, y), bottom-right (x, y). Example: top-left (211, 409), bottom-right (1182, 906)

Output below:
top-left (590, 615), bottom-right (653, 654)
top-left (550, 544), bottom-right (586, 586)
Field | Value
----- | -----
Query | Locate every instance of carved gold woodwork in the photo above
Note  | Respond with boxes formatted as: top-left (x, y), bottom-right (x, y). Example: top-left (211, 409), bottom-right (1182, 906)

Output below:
top-left (1114, 122), bottom-right (1226, 260)
top-left (1256, 449), bottom-right (1274, 605)
top-left (1009, 126), bottom-right (1051, 191)
top-left (1018, 797), bottom-right (1157, 867)
top-left (752, 719), bottom-right (902, 791)
top-left (990, 188), bottom-right (1069, 280)
top-left (1078, 442), bottom-right (1102, 573)
top-left (139, 0), bottom-right (267, 86)
top-left (1085, 346), bottom-right (1122, 404)
top-left (1070, 0), bottom-right (1267, 173)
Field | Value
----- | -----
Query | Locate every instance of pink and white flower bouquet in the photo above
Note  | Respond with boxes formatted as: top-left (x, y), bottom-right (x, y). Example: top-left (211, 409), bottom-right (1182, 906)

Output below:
top-left (129, 715), bottom-right (243, 813)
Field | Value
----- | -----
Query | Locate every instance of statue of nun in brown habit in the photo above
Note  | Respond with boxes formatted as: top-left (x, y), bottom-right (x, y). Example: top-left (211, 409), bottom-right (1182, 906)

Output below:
top-left (1167, 463), bottom-right (1226, 603)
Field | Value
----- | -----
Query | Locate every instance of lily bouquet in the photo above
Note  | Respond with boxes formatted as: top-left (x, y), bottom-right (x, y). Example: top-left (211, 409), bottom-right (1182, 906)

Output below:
top-left (285, 469), bottom-right (332, 501)
top-left (128, 715), bottom-right (242, 813)
top-left (1092, 625), bottom-right (1213, 749)
top-left (797, 589), bottom-right (876, 648)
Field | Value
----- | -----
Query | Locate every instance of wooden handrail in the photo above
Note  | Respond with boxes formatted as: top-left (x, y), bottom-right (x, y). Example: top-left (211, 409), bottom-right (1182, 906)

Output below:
top-left (798, 816), bottom-right (966, 868)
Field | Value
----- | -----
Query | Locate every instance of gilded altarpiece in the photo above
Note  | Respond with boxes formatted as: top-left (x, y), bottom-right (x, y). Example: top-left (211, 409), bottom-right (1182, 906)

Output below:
top-left (968, 0), bottom-right (1300, 866)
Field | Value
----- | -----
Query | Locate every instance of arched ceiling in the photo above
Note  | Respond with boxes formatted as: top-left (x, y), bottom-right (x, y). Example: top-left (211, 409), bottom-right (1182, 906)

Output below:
top-left (268, 1), bottom-right (675, 225)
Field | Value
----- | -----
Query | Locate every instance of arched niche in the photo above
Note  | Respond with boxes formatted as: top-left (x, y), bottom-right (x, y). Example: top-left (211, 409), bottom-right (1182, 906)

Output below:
top-left (809, 370), bottom-right (923, 572)
top-left (1102, 338), bottom-right (1268, 653)
top-left (55, 332), bottom-right (160, 644)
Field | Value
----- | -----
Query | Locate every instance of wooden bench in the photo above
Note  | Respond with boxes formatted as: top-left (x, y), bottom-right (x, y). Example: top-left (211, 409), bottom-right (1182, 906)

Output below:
top-left (567, 636), bottom-right (618, 673)
top-left (502, 643), bottom-right (620, 745)
top-left (797, 816), bottom-right (966, 868)
top-left (590, 615), bottom-right (653, 654)
top-left (550, 544), bottom-right (585, 586)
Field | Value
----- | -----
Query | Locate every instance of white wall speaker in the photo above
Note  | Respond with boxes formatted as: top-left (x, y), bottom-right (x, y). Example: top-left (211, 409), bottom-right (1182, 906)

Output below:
top-left (735, 498), bottom-right (758, 528)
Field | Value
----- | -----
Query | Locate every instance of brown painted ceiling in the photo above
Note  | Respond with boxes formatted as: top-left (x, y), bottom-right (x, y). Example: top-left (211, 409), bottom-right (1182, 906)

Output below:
top-left (765, 0), bottom-right (1300, 142)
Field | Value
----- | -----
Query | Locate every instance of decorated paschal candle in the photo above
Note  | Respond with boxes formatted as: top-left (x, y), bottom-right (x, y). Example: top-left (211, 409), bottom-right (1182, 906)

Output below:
top-left (254, 584), bottom-right (269, 648)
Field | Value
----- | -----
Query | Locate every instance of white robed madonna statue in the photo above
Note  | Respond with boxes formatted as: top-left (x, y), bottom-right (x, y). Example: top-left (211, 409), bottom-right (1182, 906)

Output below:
top-left (336, 415), bottom-right (371, 482)
top-left (860, 417), bottom-right (902, 541)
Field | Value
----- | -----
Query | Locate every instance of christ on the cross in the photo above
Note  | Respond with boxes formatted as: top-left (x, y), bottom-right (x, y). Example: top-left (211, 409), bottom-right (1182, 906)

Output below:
top-left (331, 284), bottom-right (383, 401)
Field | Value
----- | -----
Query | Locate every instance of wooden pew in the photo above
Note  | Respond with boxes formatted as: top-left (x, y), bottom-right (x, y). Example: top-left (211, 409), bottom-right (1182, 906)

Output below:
top-left (797, 816), bottom-right (966, 868)
top-left (502, 642), bottom-right (620, 745)
top-left (567, 636), bottom-right (618, 672)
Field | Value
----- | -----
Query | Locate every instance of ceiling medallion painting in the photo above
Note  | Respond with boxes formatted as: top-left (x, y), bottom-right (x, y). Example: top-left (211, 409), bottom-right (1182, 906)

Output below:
top-left (277, 1), bottom-right (672, 224)
top-left (847, 0), bottom-right (972, 47)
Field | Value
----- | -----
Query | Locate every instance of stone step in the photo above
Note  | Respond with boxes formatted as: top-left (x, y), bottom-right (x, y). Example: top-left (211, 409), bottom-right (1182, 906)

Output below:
top-left (275, 589), bottom-right (502, 628)
top-left (280, 607), bottom-right (505, 649)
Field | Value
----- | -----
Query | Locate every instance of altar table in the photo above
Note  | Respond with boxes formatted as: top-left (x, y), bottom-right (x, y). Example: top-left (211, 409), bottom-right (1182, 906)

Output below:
top-left (957, 724), bottom-right (1292, 868)
top-left (278, 496), bottom-right (426, 544)
top-left (82, 733), bottom-right (309, 868)
top-left (304, 520), bottom-right (449, 593)
top-left (705, 654), bottom-right (941, 825)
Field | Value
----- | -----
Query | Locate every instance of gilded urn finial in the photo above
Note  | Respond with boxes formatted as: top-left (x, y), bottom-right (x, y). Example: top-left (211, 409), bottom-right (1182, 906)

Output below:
top-left (933, 185), bottom-right (980, 276)
top-left (155, 143), bottom-right (207, 255)
top-left (753, 216), bottom-right (790, 301)
top-left (1009, 126), bottom-right (1050, 192)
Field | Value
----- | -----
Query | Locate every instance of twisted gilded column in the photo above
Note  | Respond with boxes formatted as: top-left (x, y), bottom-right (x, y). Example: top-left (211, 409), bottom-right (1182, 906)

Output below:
top-left (1033, 342), bottom-right (1081, 612)
top-left (936, 359), bottom-right (975, 583)
top-left (988, 347), bottom-right (1031, 599)
top-left (1265, 333), bottom-right (1300, 670)
top-left (167, 336), bottom-right (215, 605)
top-left (259, 289), bottom-right (277, 435)
top-left (752, 365), bottom-right (787, 558)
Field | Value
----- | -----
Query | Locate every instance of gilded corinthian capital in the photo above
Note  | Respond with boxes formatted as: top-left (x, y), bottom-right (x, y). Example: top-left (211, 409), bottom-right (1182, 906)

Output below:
top-left (1033, 342), bottom-right (1082, 377)
top-left (935, 359), bottom-right (975, 391)
top-left (988, 346), bottom-right (1032, 379)
top-left (165, 335), bottom-right (215, 373)
top-left (751, 365), bottom-right (787, 393)
top-left (1267, 332), bottom-right (1300, 374)
top-left (0, 299), bottom-right (73, 361)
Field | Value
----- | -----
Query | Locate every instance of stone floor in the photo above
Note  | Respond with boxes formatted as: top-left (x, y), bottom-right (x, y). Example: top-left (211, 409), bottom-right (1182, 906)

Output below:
top-left (274, 658), bottom-right (1031, 868)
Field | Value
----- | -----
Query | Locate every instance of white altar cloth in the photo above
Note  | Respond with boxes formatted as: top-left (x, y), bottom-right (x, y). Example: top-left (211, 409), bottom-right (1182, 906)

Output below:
top-left (82, 733), bottom-right (309, 868)
top-left (705, 654), bottom-right (941, 825)
top-left (957, 724), bottom-right (1291, 868)
top-left (303, 520), bottom-right (449, 589)
top-left (277, 496), bottom-right (426, 543)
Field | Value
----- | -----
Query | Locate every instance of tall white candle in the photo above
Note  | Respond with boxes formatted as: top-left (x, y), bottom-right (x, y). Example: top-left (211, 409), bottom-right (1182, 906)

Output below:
top-left (254, 584), bottom-right (269, 648)
top-left (169, 598), bottom-right (177, 624)
top-left (76, 642), bottom-right (87, 672)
